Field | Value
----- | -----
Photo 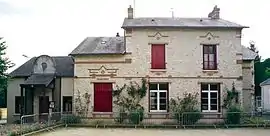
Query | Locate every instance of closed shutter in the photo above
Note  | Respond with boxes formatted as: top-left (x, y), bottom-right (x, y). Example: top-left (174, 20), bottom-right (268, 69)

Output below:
top-left (151, 44), bottom-right (165, 69)
top-left (94, 83), bottom-right (112, 112)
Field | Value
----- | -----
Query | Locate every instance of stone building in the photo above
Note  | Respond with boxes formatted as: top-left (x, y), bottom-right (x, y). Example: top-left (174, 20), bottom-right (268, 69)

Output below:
top-left (7, 5), bottom-right (257, 123)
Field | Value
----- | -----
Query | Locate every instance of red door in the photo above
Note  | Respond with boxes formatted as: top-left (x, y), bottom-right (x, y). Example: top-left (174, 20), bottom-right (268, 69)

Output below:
top-left (94, 83), bottom-right (113, 112)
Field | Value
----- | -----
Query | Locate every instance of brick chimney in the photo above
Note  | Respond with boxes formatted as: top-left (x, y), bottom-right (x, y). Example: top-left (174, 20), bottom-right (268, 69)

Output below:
top-left (208, 5), bottom-right (220, 19)
top-left (128, 5), bottom-right (133, 19)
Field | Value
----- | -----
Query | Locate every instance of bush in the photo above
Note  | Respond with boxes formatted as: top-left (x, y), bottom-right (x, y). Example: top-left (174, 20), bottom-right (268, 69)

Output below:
top-left (243, 117), bottom-right (265, 124)
top-left (170, 92), bottom-right (201, 125)
top-left (226, 106), bottom-right (242, 124)
top-left (61, 114), bottom-right (81, 124)
top-left (115, 108), bottom-right (128, 124)
top-left (129, 107), bottom-right (144, 124)
top-left (182, 109), bottom-right (202, 125)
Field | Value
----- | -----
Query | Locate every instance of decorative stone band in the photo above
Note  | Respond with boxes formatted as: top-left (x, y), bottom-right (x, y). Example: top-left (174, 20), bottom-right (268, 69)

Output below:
top-left (75, 58), bottom-right (132, 64)
top-left (74, 76), bottom-right (243, 80)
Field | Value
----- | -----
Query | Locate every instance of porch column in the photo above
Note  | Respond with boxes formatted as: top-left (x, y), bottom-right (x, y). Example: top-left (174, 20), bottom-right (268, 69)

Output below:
top-left (20, 86), bottom-right (24, 117)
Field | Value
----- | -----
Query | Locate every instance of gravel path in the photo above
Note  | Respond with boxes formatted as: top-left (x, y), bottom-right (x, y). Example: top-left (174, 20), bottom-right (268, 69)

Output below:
top-left (38, 128), bottom-right (270, 136)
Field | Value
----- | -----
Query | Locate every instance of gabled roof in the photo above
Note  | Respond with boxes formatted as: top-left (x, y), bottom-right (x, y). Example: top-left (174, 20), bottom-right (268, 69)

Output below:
top-left (260, 78), bottom-right (270, 86)
top-left (9, 56), bottom-right (74, 78)
top-left (122, 17), bottom-right (248, 29)
top-left (242, 45), bottom-right (258, 60)
top-left (69, 37), bottom-right (125, 56)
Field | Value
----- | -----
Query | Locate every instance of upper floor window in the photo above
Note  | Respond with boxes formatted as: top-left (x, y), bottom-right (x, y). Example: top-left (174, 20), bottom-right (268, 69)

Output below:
top-left (151, 44), bottom-right (165, 69)
top-left (203, 45), bottom-right (217, 70)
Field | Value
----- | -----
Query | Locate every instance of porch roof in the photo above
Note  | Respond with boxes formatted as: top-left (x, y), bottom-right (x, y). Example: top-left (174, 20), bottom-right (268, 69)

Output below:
top-left (21, 74), bottom-right (56, 87)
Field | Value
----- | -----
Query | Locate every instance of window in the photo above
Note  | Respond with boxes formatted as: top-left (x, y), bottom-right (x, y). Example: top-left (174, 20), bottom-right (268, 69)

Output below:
top-left (149, 83), bottom-right (168, 112)
top-left (63, 96), bottom-right (72, 113)
top-left (203, 45), bottom-right (217, 70)
top-left (151, 44), bottom-right (165, 69)
top-left (201, 83), bottom-right (220, 112)
top-left (15, 96), bottom-right (24, 114)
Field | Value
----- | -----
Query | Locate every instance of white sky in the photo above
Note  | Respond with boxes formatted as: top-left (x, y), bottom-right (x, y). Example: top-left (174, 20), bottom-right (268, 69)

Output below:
top-left (0, 0), bottom-right (269, 72)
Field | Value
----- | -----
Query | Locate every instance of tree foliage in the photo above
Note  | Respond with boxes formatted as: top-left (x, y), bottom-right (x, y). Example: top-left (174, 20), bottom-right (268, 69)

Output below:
top-left (0, 38), bottom-right (14, 107)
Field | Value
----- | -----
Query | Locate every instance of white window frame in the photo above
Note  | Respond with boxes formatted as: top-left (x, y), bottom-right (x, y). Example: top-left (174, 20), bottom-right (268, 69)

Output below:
top-left (201, 84), bottom-right (219, 112)
top-left (150, 83), bottom-right (168, 112)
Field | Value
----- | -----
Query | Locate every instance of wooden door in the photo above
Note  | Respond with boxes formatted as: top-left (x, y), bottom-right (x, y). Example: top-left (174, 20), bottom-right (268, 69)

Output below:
top-left (39, 96), bottom-right (49, 121)
top-left (94, 83), bottom-right (112, 112)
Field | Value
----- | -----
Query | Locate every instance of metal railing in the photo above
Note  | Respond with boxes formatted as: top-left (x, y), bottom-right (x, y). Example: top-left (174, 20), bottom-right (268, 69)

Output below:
top-left (18, 112), bottom-right (63, 135)
top-left (11, 111), bottom-right (270, 135)
top-left (61, 111), bottom-right (270, 127)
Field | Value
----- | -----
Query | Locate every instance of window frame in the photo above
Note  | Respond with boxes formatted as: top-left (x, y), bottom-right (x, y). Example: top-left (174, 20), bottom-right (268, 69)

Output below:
top-left (201, 83), bottom-right (220, 112)
top-left (63, 96), bottom-right (73, 113)
top-left (149, 83), bottom-right (168, 112)
top-left (151, 44), bottom-right (166, 69)
top-left (203, 44), bottom-right (217, 70)
top-left (15, 96), bottom-right (24, 114)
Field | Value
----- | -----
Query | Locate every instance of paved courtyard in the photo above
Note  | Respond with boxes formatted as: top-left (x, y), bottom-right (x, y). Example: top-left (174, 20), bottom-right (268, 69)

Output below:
top-left (39, 128), bottom-right (270, 136)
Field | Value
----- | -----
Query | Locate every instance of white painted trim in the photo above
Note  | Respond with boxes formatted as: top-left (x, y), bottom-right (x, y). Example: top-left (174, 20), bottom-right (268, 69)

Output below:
top-left (201, 84), bottom-right (219, 112)
top-left (149, 83), bottom-right (168, 112)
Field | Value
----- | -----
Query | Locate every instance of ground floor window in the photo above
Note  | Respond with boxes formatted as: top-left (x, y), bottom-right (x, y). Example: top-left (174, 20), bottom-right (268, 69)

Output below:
top-left (63, 96), bottom-right (72, 113)
top-left (94, 83), bottom-right (113, 112)
top-left (149, 83), bottom-right (168, 112)
top-left (15, 96), bottom-right (24, 114)
top-left (201, 83), bottom-right (220, 112)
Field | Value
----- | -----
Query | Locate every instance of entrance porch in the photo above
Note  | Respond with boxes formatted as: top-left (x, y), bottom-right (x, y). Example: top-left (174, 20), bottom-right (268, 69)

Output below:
top-left (19, 74), bottom-right (60, 123)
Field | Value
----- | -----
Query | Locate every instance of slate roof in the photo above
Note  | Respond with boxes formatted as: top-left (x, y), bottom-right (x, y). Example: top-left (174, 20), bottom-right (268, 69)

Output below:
top-left (69, 37), bottom-right (125, 55)
top-left (260, 78), bottom-right (270, 86)
top-left (242, 45), bottom-right (258, 60)
top-left (22, 74), bottom-right (56, 87)
top-left (9, 56), bottom-right (74, 78)
top-left (122, 18), bottom-right (248, 29)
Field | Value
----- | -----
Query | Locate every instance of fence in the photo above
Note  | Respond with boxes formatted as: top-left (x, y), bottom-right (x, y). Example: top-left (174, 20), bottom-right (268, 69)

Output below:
top-left (16, 111), bottom-right (270, 135)
top-left (19, 112), bottom-right (65, 135)
top-left (60, 111), bottom-right (270, 127)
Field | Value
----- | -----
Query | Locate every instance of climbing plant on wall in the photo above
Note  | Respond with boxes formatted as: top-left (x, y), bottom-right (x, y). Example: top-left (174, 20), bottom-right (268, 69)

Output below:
top-left (112, 78), bottom-right (147, 124)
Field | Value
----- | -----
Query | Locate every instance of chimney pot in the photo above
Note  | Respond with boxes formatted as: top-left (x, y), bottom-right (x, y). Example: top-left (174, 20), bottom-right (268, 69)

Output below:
top-left (128, 5), bottom-right (133, 19)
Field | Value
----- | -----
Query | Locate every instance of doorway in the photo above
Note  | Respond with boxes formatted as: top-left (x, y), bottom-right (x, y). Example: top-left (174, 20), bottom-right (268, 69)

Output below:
top-left (39, 96), bottom-right (49, 122)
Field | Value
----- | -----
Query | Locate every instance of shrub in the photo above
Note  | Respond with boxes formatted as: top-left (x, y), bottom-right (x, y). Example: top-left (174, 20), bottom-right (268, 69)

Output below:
top-left (113, 78), bottom-right (147, 124)
top-left (129, 107), bottom-right (144, 124)
top-left (225, 106), bottom-right (242, 124)
top-left (182, 109), bottom-right (202, 125)
top-left (115, 108), bottom-right (128, 124)
top-left (170, 92), bottom-right (201, 125)
top-left (243, 116), bottom-right (265, 124)
top-left (61, 114), bottom-right (81, 124)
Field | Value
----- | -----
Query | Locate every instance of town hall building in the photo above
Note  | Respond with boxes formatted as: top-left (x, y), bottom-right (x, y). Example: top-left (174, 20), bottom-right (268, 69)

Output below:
top-left (7, 5), bottom-right (258, 123)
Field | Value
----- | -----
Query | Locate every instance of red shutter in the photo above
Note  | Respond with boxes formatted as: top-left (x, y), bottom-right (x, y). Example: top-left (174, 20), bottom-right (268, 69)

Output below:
top-left (151, 44), bottom-right (165, 69)
top-left (94, 83), bottom-right (112, 112)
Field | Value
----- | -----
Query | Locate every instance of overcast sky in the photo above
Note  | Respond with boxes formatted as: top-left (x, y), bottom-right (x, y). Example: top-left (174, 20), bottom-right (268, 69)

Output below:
top-left (0, 0), bottom-right (269, 72)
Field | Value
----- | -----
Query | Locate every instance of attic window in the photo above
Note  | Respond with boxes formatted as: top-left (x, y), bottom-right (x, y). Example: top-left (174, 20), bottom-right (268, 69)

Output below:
top-left (101, 41), bottom-right (107, 44)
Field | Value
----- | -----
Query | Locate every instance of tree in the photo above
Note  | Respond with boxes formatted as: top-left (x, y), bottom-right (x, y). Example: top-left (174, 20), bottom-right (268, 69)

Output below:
top-left (0, 38), bottom-right (15, 107)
